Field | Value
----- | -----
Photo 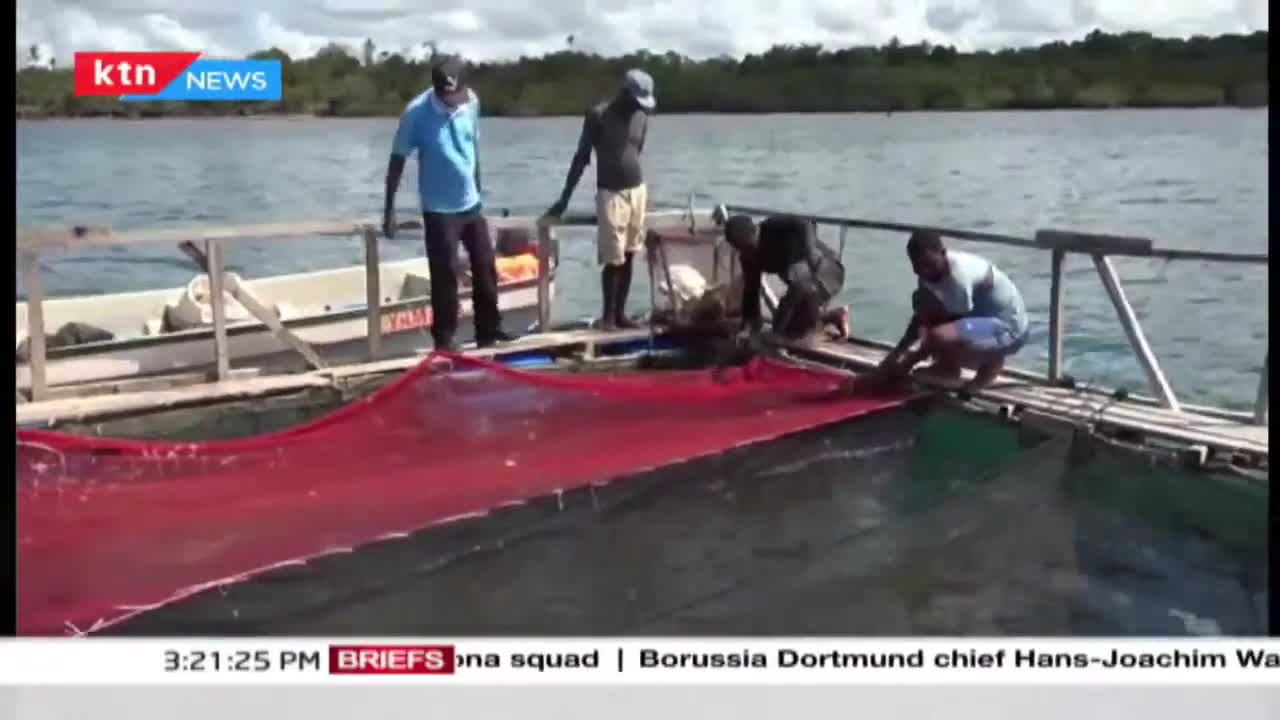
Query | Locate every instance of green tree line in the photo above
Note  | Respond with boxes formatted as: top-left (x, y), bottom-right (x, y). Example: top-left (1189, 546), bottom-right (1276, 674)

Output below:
top-left (15, 29), bottom-right (1268, 118)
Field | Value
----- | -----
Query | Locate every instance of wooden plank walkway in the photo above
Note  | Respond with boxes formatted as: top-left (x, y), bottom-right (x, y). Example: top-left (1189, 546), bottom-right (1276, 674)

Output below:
top-left (796, 339), bottom-right (1269, 459)
top-left (17, 325), bottom-right (1268, 462)
top-left (17, 373), bottom-right (336, 428)
top-left (16, 328), bottom-right (657, 427)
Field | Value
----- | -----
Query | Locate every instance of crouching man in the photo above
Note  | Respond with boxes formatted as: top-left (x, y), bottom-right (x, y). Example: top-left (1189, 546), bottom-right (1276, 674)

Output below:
top-left (721, 214), bottom-right (850, 343)
top-left (879, 230), bottom-right (1029, 392)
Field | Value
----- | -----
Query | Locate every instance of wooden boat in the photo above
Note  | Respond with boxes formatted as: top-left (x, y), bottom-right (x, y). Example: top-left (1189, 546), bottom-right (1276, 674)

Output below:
top-left (16, 250), bottom-right (552, 395)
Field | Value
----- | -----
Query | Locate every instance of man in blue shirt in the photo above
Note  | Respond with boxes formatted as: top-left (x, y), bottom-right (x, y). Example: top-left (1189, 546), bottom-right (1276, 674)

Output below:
top-left (879, 230), bottom-right (1030, 392)
top-left (382, 57), bottom-right (512, 350)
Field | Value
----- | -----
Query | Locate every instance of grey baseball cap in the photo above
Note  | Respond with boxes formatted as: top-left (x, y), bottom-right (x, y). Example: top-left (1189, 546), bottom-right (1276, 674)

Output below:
top-left (622, 68), bottom-right (656, 110)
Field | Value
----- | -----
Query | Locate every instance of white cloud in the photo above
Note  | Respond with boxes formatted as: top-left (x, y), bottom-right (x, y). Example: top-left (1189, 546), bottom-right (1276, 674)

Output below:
top-left (14, 0), bottom-right (1270, 68)
top-left (139, 13), bottom-right (236, 57)
top-left (250, 11), bottom-right (335, 60)
top-left (433, 9), bottom-right (485, 35)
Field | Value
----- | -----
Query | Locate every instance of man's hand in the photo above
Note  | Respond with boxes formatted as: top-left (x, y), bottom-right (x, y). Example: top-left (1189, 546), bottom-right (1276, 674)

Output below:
top-left (735, 320), bottom-right (764, 346)
top-left (877, 353), bottom-right (899, 376)
top-left (383, 208), bottom-right (397, 239)
top-left (736, 327), bottom-right (776, 358)
top-left (839, 374), bottom-right (877, 394)
top-left (875, 354), bottom-right (913, 387)
top-left (545, 198), bottom-right (568, 219)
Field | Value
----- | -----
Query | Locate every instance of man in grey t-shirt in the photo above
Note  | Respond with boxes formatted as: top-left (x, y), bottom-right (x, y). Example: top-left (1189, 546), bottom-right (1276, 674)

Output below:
top-left (879, 230), bottom-right (1030, 392)
top-left (545, 69), bottom-right (654, 330)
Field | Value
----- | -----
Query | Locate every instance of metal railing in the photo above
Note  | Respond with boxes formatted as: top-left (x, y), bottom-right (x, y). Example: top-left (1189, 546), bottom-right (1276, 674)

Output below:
top-left (15, 204), bottom-right (1269, 429)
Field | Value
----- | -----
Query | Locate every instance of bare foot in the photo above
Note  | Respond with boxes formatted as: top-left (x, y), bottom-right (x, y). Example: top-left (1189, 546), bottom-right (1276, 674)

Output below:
top-left (822, 307), bottom-right (851, 340)
top-left (833, 306), bottom-right (850, 339)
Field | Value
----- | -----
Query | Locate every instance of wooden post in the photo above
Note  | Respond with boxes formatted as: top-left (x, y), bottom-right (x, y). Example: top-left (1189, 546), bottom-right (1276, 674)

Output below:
top-left (535, 219), bottom-right (552, 331)
top-left (20, 252), bottom-right (48, 401)
top-left (179, 241), bottom-right (327, 369)
top-left (206, 239), bottom-right (230, 381)
top-left (655, 237), bottom-right (680, 316)
top-left (363, 226), bottom-right (382, 360)
top-left (1048, 248), bottom-right (1066, 382)
top-left (1253, 353), bottom-right (1268, 426)
top-left (225, 275), bottom-right (327, 369)
top-left (838, 226), bottom-right (848, 257)
top-left (646, 243), bottom-right (659, 330)
top-left (1092, 254), bottom-right (1180, 412)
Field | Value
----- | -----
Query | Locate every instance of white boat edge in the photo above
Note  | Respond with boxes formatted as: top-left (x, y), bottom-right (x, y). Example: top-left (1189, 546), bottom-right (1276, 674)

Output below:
top-left (16, 255), bottom-right (553, 391)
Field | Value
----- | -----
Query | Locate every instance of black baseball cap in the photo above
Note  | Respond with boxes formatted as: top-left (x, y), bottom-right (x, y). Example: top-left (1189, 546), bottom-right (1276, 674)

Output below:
top-left (431, 57), bottom-right (467, 99)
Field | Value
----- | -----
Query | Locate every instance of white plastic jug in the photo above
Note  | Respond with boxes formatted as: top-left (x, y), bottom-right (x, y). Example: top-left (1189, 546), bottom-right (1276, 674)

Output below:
top-left (167, 273), bottom-right (252, 331)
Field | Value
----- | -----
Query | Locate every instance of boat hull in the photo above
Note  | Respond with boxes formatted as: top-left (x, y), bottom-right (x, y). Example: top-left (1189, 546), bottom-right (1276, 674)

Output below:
top-left (17, 280), bottom-right (550, 391)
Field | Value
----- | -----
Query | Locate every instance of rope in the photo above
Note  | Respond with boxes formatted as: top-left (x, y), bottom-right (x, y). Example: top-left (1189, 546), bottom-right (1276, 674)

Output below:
top-left (16, 440), bottom-right (69, 487)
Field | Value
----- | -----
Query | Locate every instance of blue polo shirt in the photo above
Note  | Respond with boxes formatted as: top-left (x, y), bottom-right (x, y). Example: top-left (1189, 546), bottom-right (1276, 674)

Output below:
top-left (391, 88), bottom-right (481, 214)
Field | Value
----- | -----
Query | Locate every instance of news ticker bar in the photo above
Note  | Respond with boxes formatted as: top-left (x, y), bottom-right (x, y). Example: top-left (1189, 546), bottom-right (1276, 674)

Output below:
top-left (0, 639), bottom-right (1276, 685)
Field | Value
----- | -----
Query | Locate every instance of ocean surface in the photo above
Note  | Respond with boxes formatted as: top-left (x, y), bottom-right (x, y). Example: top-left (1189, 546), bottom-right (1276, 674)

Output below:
top-left (16, 109), bottom-right (1268, 407)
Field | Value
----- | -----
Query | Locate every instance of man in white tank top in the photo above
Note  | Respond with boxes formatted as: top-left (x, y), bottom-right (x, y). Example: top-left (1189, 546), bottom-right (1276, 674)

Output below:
top-left (879, 230), bottom-right (1030, 391)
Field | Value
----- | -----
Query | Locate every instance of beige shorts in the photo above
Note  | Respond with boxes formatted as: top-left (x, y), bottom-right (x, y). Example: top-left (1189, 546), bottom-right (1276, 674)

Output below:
top-left (596, 184), bottom-right (647, 266)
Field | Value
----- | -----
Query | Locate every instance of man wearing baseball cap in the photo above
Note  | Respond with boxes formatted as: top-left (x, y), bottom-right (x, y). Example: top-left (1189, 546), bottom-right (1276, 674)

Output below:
top-left (545, 68), bottom-right (655, 330)
top-left (383, 56), bottom-right (513, 350)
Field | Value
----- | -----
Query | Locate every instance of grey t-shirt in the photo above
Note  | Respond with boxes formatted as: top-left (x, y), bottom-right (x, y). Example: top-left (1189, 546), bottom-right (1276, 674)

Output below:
top-left (572, 99), bottom-right (647, 192)
top-left (920, 249), bottom-right (1028, 335)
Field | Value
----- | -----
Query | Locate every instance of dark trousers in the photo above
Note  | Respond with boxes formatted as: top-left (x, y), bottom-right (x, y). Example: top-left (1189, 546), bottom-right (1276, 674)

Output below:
top-left (423, 208), bottom-right (502, 346)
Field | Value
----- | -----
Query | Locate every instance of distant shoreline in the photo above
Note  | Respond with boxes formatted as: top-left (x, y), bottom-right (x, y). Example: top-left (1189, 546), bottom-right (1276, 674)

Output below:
top-left (18, 30), bottom-right (1267, 121)
top-left (15, 104), bottom-right (1269, 121)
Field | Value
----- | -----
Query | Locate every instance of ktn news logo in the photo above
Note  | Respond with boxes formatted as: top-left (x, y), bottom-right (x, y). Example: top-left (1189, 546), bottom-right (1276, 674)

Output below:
top-left (73, 52), bottom-right (282, 101)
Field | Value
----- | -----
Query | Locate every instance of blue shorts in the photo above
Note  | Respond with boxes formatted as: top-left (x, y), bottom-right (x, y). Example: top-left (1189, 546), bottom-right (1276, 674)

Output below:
top-left (954, 317), bottom-right (1028, 356)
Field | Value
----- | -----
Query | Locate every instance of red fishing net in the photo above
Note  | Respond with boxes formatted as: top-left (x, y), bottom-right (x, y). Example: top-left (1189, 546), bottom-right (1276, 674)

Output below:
top-left (16, 352), bottom-right (909, 636)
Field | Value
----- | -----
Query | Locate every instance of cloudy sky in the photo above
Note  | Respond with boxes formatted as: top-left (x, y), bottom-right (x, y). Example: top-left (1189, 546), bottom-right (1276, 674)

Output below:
top-left (16, 0), bottom-right (1270, 66)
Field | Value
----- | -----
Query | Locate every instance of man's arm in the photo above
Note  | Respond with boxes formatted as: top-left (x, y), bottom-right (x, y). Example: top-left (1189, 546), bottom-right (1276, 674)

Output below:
top-left (884, 315), bottom-right (920, 361)
top-left (384, 154), bottom-right (407, 237)
top-left (472, 94), bottom-right (482, 196)
top-left (384, 108), bottom-right (415, 238)
top-left (548, 113), bottom-right (595, 216)
top-left (880, 283), bottom-right (924, 371)
top-left (739, 257), bottom-right (764, 333)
